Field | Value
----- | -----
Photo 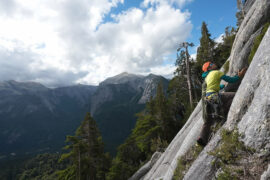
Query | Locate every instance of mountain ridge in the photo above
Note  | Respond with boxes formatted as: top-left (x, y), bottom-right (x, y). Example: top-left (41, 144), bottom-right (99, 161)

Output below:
top-left (0, 72), bottom-right (169, 157)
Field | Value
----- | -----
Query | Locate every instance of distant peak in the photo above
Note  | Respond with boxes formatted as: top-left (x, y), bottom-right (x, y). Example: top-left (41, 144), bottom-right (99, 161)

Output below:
top-left (6, 80), bottom-right (18, 84)
top-left (100, 72), bottom-right (144, 85)
top-left (117, 72), bottom-right (137, 77)
top-left (147, 73), bottom-right (160, 78)
top-left (120, 72), bottom-right (129, 75)
top-left (1, 80), bottom-right (48, 90)
top-left (114, 72), bottom-right (144, 78)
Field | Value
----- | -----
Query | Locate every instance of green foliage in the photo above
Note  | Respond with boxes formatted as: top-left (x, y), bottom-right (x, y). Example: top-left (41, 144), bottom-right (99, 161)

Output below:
top-left (196, 23), bottom-right (236, 76)
top-left (0, 153), bottom-right (69, 180)
top-left (235, 11), bottom-right (244, 28)
top-left (106, 158), bottom-right (138, 180)
top-left (248, 23), bottom-right (270, 64)
top-left (173, 62), bottom-right (201, 109)
top-left (214, 27), bottom-right (236, 67)
top-left (106, 136), bottom-right (143, 180)
top-left (223, 60), bottom-right (230, 74)
top-left (236, 0), bottom-right (245, 28)
top-left (175, 50), bottom-right (187, 76)
top-left (132, 113), bottom-right (161, 153)
top-left (19, 154), bottom-right (66, 180)
top-left (173, 158), bottom-right (186, 180)
top-left (217, 166), bottom-right (238, 180)
top-left (93, 84), bottom-right (146, 155)
top-left (176, 42), bottom-right (201, 107)
top-left (133, 82), bottom-right (182, 155)
top-left (209, 129), bottom-right (246, 165)
top-left (150, 136), bottom-right (168, 153)
top-left (209, 128), bottom-right (255, 179)
top-left (167, 76), bottom-right (190, 119)
top-left (0, 158), bottom-right (23, 180)
top-left (107, 81), bottom-right (185, 179)
top-left (173, 144), bottom-right (203, 180)
top-left (58, 112), bottom-right (111, 180)
top-left (57, 166), bottom-right (76, 180)
top-left (196, 22), bottom-right (215, 67)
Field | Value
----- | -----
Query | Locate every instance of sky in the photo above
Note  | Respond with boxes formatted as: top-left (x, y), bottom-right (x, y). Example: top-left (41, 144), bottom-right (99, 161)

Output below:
top-left (0, 0), bottom-right (237, 87)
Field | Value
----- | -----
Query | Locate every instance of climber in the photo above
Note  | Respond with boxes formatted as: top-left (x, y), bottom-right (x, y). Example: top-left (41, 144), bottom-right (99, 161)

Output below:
top-left (197, 61), bottom-right (247, 146)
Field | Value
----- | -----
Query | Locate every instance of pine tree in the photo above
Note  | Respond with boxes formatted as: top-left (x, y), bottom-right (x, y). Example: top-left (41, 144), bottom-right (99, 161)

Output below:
top-left (214, 27), bottom-right (236, 66)
top-left (106, 134), bottom-right (143, 180)
top-left (167, 77), bottom-right (187, 118)
top-left (236, 0), bottom-right (245, 27)
top-left (154, 83), bottom-right (168, 127)
top-left (175, 50), bottom-right (186, 76)
top-left (154, 82), bottom-right (178, 141)
top-left (107, 82), bottom-right (182, 180)
top-left (196, 22), bottom-right (215, 67)
top-left (177, 42), bottom-right (195, 109)
top-left (58, 112), bottom-right (110, 180)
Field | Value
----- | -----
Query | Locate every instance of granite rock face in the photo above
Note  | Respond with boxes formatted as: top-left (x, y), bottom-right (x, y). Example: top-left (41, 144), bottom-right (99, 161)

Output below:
top-left (261, 165), bottom-right (270, 180)
top-left (135, 0), bottom-right (270, 179)
top-left (228, 0), bottom-right (270, 75)
top-left (141, 102), bottom-right (204, 180)
top-left (129, 152), bottom-right (162, 180)
top-left (243, 0), bottom-right (255, 14)
top-left (184, 27), bottom-right (270, 180)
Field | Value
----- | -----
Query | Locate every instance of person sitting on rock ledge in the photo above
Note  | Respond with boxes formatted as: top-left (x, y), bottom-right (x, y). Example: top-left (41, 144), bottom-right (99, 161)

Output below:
top-left (197, 62), bottom-right (247, 146)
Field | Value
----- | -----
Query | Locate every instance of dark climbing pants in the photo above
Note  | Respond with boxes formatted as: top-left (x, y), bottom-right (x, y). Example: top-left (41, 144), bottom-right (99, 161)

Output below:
top-left (199, 92), bottom-right (236, 145)
top-left (220, 92), bottom-right (235, 115)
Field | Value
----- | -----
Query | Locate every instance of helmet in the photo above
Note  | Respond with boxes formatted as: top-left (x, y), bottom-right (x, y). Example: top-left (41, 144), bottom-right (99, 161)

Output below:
top-left (202, 61), bottom-right (212, 72)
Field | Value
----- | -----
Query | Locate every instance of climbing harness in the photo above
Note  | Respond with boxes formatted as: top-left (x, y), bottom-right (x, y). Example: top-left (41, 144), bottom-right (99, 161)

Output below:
top-left (205, 92), bottom-right (224, 120)
top-left (202, 81), bottom-right (225, 122)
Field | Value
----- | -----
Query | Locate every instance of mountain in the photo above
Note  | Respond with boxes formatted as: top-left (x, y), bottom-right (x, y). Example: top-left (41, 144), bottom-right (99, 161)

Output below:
top-left (133, 0), bottom-right (270, 179)
top-left (92, 72), bottom-right (168, 113)
top-left (100, 72), bottom-right (144, 86)
top-left (0, 73), bottom-right (169, 158)
top-left (91, 73), bottom-right (169, 154)
top-left (0, 81), bottom-right (97, 158)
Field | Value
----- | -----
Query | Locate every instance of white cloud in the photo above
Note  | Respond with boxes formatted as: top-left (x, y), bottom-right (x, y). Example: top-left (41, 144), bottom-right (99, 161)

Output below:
top-left (0, 46), bottom-right (87, 87)
top-left (0, 0), bottom-right (16, 16)
top-left (190, 53), bottom-right (196, 60)
top-left (215, 33), bottom-right (224, 44)
top-left (149, 64), bottom-right (176, 79)
top-left (0, 0), bottom-right (193, 87)
top-left (142, 0), bottom-right (193, 8)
